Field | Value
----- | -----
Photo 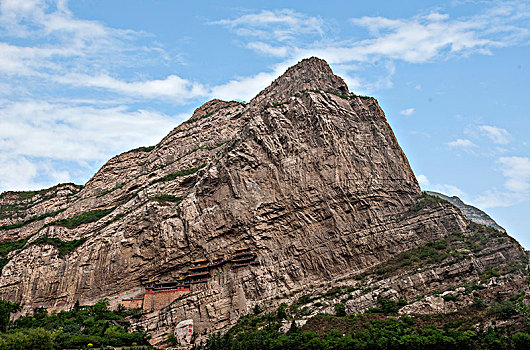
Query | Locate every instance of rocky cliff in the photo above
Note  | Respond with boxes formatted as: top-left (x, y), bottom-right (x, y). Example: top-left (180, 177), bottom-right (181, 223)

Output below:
top-left (426, 190), bottom-right (506, 233)
top-left (0, 57), bottom-right (527, 346)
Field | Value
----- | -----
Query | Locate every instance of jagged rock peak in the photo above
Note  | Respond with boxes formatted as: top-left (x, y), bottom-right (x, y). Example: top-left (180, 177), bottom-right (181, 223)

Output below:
top-left (251, 57), bottom-right (349, 106)
top-left (187, 99), bottom-right (240, 121)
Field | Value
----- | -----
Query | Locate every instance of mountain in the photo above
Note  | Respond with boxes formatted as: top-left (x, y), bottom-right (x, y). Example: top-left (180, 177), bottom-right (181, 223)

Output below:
top-left (426, 191), bottom-right (506, 233)
top-left (0, 58), bottom-right (527, 347)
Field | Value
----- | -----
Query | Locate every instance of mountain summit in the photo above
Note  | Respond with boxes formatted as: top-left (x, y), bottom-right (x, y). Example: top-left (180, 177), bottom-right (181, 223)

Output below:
top-left (252, 57), bottom-right (349, 106)
top-left (0, 58), bottom-right (527, 347)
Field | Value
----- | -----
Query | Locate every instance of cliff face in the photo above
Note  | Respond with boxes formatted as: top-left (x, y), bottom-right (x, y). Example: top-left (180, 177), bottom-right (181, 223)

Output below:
top-left (0, 58), bottom-right (527, 345)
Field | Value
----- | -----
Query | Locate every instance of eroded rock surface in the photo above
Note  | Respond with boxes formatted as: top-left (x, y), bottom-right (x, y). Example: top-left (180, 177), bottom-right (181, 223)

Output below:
top-left (0, 57), bottom-right (527, 346)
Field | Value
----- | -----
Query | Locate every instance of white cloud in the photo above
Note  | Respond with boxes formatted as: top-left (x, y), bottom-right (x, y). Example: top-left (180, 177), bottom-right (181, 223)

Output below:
top-left (447, 139), bottom-right (477, 147)
top-left (220, 5), bottom-right (530, 66)
top-left (0, 0), bottom-right (194, 103)
top-left (0, 100), bottom-right (182, 162)
top-left (400, 108), bottom-right (415, 115)
top-left (56, 73), bottom-right (208, 102)
top-left (0, 99), bottom-right (189, 192)
top-left (344, 13), bottom-right (496, 63)
top-left (417, 174), bottom-right (430, 187)
top-left (212, 3), bottom-right (530, 95)
top-left (474, 190), bottom-right (526, 208)
top-left (431, 184), bottom-right (467, 198)
top-left (0, 154), bottom-right (39, 191)
top-left (415, 173), bottom-right (467, 200)
top-left (478, 125), bottom-right (512, 144)
top-left (0, 0), bottom-right (142, 68)
top-left (211, 71), bottom-right (278, 102)
top-left (210, 61), bottom-right (294, 102)
top-left (498, 156), bottom-right (530, 192)
top-left (1, 1), bottom-right (529, 195)
top-left (212, 9), bottom-right (324, 42)
top-left (473, 156), bottom-right (530, 208)
top-left (247, 42), bottom-right (290, 57)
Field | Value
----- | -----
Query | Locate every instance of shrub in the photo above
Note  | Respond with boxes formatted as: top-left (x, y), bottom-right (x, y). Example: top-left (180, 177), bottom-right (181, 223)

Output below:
top-left (442, 294), bottom-right (459, 302)
top-left (253, 304), bottom-right (262, 315)
top-left (0, 299), bottom-right (21, 332)
top-left (513, 332), bottom-right (530, 349)
top-left (487, 301), bottom-right (517, 320)
top-left (0, 328), bottom-right (54, 349)
top-left (473, 297), bottom-right (486, 309)
top-left (130, 145), bottom-right (155, 153)
top-left (50, 208), bottom-right (115, 229)
top-left (0, 209), bottom-right (65, 231)
top-left (277, 303), bottom-right (288, 320)
top-left (408, 192), bottom-right (447, 213)
top-left (11, 299), bottom-right (149, 348)
top-left (153, 195), bottom-right (182, 203)
top-left (481, 267), bottom-right (501, 281)
top-left (368, 297), bottom-right (403, 314)
top-left (297, 295), bottom-right (312, 305)
top-left (167, 333), bottom-right (178, 345)
top-left (150, 164), bottom-right (206, 185)
top-left (335, 303), bottom-right (346, 317)
top-left (31, 237), bottom-right (87, 257)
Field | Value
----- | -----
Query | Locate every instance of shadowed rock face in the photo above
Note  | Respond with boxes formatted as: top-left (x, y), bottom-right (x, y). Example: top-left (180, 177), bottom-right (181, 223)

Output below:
top-left (0, 57), bottom-right (527, 345)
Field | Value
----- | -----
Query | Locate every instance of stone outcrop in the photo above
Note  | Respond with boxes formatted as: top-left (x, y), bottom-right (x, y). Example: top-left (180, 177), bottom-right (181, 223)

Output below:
top-left (426, 190), bottom-right (506, 232)
top-left (0, 57), bottom-right (527, 346)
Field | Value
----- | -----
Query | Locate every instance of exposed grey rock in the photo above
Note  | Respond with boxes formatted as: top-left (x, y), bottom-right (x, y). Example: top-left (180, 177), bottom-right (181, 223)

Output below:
top-left (426, 190), bottom-right (506, 233)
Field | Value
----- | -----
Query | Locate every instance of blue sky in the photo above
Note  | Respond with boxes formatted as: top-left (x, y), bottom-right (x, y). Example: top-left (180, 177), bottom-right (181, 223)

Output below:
top-left (0, 0), bottom-right (529, 247)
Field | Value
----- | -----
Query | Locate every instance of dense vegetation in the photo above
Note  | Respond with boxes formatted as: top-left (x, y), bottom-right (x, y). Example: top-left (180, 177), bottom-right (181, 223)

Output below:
top-left (0, 234), bottom-right (89, 271)
top-left (0, 209), bottom-right (65, 231)
top-left (366, 219), bottom-right (523, 280)
top-left (0, 207), bottom-right (116, 271)
top-left (153, 194), bottom-right (183, 203)
top-left (31, 237), bottom-right (87, 257)
top-left (0, 237), bottom-right (29, 271)
top-left (129, 145), bottom-right (155, 153)
top-left (200, 298), bottom-right (530, 350)
top-left (150, 164), bottom-right (206, 184)
top-left (0, 183), bottom-right (83, 202)
top-left (407, 191), bottom-right (448, 213)
top-left (0, 299), bottom-right (150, 349)
top-left (49, 208), bottom-right (115, 229)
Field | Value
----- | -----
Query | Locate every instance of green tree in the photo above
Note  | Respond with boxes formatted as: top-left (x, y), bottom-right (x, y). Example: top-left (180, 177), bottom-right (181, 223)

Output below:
top-left (513, 332), bottom-right (530, 350)
top-left (335, 303), bottom-right (346, 317)
top-left (167, 333), bottom-right (178, 345)
top-left (92, 299), bottom-right (109, 320)
top-left (0, 299), bottom-right (20, 332)
top-left (0, 328), bottom-right (53, 350)
top-left (253, 304), bottom-right (262, 315)
top-left (276, 303), bottom-right (288, 320)
top-left (24, 328), bottom-right (54, 350)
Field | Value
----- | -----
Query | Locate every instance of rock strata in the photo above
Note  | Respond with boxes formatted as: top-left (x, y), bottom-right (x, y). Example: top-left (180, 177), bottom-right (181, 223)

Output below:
top-left (426, 190), bottom-right (506, 232)
top-left (0, 57), bottom-right (527, 347)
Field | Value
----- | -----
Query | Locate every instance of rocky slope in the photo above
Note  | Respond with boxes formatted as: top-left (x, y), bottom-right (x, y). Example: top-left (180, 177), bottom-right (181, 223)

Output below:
top-left (0, 57), bottom-right (527, 347)
top-left (426, 190), bottom-right (506, 233)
